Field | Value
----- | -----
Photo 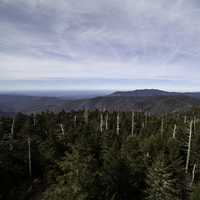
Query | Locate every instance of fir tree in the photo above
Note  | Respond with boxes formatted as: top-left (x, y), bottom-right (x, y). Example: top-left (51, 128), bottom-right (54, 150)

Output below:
top-left (146, 158), bottom-right (179, 200)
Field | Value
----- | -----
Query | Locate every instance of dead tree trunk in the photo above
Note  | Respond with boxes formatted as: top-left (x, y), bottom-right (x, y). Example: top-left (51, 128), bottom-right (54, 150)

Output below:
top-left (28, 136), bottom-right (32, 177)
top-left (116, 113), bottom-right (120, 135)
top-left (131, 111), bottom-right (135, 136)
top-left (105, 113), bottom-right (108, 130)
top-left (184, 116), bottom-right (187, 124)
top-left (9, 118), bottom-right (15, 151)
top-left (74, 115), bottom-right (77, 128)
top-left (100, 113), bottom-right (103, 133)
top-left (190, 163), bottom-right (197, 187)
top-left (59, 123), bottom-right (65, 137)
top-left (173, 124), bottom-right (177, 139)
top-left (84, 109), bottom-right (88, 124)
top-left (186, 120), bottom-right (193, 174)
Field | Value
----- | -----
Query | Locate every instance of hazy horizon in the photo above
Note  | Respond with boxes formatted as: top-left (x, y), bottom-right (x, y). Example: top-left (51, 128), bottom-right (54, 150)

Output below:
top-left (2, 88), bottom-right (200, 94)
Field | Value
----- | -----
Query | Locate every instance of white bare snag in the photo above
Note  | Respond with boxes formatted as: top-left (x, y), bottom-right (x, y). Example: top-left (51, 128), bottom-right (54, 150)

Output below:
top-left (173, 124), bottom-right (177, 139)
top-left (84, 109), bottom-right (88, 124)
top-left (116, 113), bottom-right (120, 135)
top-left (105, 113), bottom-right (109, 130)
top-left (74, 115), bottom-right (77, 127)
top-left (190, 163), bottom-right (197, 187)
top-left (28, 136), bottom-right (32, 177)
top-left (10, 118), bottom-right (15, 151)
top-left (60, 123), bottom-right (65, 136)
top-left (185, 120), bottom-right (193, 174)
top-left (131, 111), bottom-right (135, 136)
top-left (100, 113), bottom-right (103, 133)
top-left (184, 116), bottom-right (187, 124)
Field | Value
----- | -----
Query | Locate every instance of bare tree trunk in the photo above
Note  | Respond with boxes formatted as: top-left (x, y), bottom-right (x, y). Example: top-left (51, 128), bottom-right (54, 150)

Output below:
top-left (100, 113), bottom-right (103, 133)
top-left (105, 113), bottom-right (108, 130)
top-left (59, 123), bottom-right (65, 136)
top-left (186, 120), bottom-right (193, 174)
top-left (184, 116), bottom-right (187, 124)
top-left (116, 113), bottom-right (120, 135)
top-left (190, 163), bottom-right (197, 187)
top-left (131, 111), bottom-right (135, 136)
top-left (10, 118), bottom-right (15, 151)
top-left (84, 109), bottom-right (88, 124)
top-left (173, 124), bottom-right (177, 139)
top-left (74, 115), bottom-right (77, 127)
top-left (28, 136), bottom-right (32, 177)
top-left (142, 122), bottom-right (145, 129)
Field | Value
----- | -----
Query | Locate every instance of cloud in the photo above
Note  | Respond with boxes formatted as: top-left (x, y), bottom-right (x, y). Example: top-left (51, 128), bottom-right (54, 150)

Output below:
top-left (0, 0), bottom-right (200, 90)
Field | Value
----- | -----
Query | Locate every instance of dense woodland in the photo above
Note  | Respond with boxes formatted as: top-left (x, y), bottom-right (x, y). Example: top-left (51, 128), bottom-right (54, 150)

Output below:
top-left (1, 109), bottom-right (200, 199)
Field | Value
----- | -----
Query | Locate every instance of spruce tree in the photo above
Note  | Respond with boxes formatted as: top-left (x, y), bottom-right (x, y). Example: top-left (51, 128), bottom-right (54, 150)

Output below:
top-left (146, 158), bottom-right (179, 200)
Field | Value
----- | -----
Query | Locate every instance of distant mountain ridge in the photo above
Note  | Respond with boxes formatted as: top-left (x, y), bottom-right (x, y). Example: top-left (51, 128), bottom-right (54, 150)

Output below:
top-left (1, 89), bottom-right (200, 115)
top-left (110, 89), bottom-right (200, 98)
top-left (0, 95), bottom-right (65, 114)
top-left (61, 93), bottom-right (200, 114)
top-left (54, 89), bottom-right (200, 114)
top-left (110, 89), bottom-right (180, 97)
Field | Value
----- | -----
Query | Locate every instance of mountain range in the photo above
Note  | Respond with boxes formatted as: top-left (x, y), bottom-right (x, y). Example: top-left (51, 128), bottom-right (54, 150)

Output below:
top-left (1, 89), bottom-right (200, 115)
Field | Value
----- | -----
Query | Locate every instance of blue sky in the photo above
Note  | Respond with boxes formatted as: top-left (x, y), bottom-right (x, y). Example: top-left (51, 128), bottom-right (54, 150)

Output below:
top-left (1, 0), bottom-right (200, 91)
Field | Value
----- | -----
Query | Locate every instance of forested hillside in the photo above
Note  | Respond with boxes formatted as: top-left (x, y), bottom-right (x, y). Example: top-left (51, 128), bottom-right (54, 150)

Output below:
top-left (1, 109), bottom-right (200, 199)
top-left (2, 90), bottom-right (200, 115)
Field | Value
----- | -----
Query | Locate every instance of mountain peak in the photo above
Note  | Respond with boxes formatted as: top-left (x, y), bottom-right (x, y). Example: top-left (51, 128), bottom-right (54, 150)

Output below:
top-left (110, 89), bottom-right (175, 97)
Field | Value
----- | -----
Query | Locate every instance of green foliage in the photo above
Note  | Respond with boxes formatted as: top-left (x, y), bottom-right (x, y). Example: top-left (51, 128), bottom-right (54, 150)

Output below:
top-left (191, 184), bottom-right (200, 200)
top-left (1, 109), bottom-right (200, 199)
top-left (146, 157), bottom-right (179, 200)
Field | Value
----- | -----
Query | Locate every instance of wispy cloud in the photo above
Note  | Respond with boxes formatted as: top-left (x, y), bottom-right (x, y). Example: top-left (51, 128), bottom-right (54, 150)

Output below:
top-left (0, 0), bottom-right (200, 90)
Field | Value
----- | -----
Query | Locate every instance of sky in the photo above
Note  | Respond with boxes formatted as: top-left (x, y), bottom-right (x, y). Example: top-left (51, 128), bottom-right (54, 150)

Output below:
top-left (1, 0), bottom-right (200, 92)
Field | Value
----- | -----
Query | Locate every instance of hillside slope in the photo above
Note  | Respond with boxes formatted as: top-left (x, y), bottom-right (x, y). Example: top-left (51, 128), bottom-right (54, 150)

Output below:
top-left (1, 90), bottom-right (200, 115)
top-left (61, 94), bottom-right (200, 114)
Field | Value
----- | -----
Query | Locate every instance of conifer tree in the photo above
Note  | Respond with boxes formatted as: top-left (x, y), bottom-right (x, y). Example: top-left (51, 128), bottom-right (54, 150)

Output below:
top-left (146, 158), bottom-right (179, 200)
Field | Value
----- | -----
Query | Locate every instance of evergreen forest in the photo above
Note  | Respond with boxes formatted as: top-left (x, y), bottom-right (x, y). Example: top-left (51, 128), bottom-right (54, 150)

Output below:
top-left (1, 109), bottom-right (200, 200)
